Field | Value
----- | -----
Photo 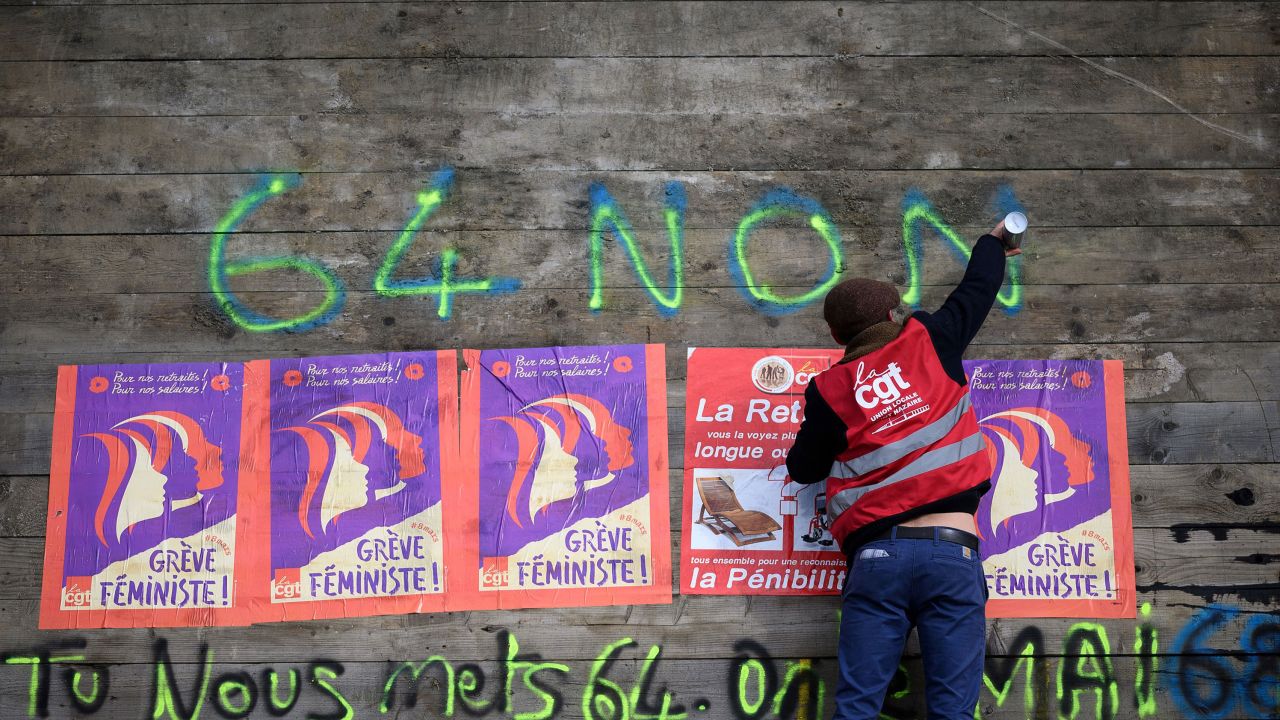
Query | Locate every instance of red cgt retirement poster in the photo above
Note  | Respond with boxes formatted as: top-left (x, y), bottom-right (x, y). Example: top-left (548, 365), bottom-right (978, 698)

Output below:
top-left (681, 348), bottom-right (847, 596)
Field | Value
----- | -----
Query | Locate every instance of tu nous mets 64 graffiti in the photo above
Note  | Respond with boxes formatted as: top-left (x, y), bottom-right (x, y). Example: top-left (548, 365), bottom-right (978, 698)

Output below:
top-left (3, 605), bottom-right (1277, 720)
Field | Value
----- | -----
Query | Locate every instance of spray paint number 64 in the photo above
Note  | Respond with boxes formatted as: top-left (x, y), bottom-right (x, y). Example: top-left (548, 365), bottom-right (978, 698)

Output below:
top-left (208, 169), bottom-right (519, 333)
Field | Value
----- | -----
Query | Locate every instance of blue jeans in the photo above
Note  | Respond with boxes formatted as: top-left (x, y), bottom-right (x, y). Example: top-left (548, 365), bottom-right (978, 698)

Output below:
top-left (833, 529), bottom-right (987, 720)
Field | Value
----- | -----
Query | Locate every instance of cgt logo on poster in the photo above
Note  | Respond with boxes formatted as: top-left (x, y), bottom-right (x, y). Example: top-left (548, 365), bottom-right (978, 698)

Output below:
top-left (480, 557), bottom-right (510, 588)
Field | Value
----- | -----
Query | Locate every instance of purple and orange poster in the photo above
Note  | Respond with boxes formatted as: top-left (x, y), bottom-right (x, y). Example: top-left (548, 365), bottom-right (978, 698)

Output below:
top-left (965, 359), bottom-right (1134, 618)
top-left (458, 345), bottom-right (672, 609)
top-left (41, 362), bottom-right (254, 628)
top-left (244, 351), bottom-right (458, 622)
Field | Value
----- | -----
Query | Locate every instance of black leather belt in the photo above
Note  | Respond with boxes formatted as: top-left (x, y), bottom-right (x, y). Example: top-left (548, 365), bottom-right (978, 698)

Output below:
top-left (869, 526), bottom-right (980, 552)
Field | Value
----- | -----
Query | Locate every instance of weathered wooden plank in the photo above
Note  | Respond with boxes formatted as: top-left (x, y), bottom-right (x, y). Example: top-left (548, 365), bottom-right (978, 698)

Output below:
top-left (0, 340), bottom-right (1272, 414)
top-left (1125, 401), bottom-right (1279, 465)
top-left (4, 227), bottom-right (1278, 296)
top-left (2, 387), bottom-right (1274, 476)
top-left (4, 112), bottom-right (1276, 174)
top-left (2, 284), bottom-right (1279, 364)
top-left (0, 584), bottom-right (1275, 656)
top-left (5, 521), bottom-right (1279, 614)
top-left (1109, 465), bottom-right (1278, 527)
top-left (0, 413), bottom-right (56, 479)
top-left (2, 171), bottom-right (1277, 236)
top-left (1141, 526), bottom-right (1280, 590)
top-left (0, 475), bottom-right (45, 537)
top-left (3, 2), bottom-right (1277, 59)
top-left (1, 342), bottom-right (1277, 482)
top-left (2, 463), bottom-right (1274, 537)
top-left (0, 2), bottom-right (1273, 718)
top-left (2, 58), bottom-right (1274, 117)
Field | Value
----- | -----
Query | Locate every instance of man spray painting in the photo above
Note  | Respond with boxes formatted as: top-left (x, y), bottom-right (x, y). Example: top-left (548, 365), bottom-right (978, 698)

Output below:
top-left (786, 220), bottom-right (1022, 719)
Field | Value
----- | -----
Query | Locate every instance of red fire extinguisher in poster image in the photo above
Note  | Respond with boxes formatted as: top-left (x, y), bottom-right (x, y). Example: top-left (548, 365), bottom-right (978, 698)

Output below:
top-left (680, 348), bottom-right (849, 596)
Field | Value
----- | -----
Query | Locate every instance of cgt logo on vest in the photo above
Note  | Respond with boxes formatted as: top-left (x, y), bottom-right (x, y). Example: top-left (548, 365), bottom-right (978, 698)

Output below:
top-left (854, 362), bottom-right (912, 409)
top-left (854, 361), bottom-right (929, 432)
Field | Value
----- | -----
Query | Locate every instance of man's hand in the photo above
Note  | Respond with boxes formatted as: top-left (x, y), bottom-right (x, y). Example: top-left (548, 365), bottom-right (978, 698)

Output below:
top-left (990, 220), bottom-right (1022, 257)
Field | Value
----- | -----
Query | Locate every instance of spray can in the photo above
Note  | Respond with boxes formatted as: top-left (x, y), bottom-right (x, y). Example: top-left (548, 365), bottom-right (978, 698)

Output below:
top-left (1002, 211), bottom-right (1028, 249)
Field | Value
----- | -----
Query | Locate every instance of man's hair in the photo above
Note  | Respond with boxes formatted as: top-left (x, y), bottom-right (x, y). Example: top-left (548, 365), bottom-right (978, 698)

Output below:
top-left (823, 278), bottom-right (900, 345)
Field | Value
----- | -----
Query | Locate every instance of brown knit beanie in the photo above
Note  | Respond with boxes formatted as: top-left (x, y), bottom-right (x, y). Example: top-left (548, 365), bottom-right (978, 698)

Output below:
top-left (823, 278), bottom-right (900, 345)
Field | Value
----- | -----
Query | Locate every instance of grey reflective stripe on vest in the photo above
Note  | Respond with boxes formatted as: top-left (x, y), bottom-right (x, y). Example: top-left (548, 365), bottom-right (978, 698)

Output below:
top-left (828, 393), bottom-right (973, 481)
top-left (827, 431), bottom-right (986, 521)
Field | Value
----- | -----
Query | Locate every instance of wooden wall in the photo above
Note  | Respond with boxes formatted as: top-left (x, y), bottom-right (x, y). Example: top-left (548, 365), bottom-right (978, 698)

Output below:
top-left (1, 2), bottom-right (1277, 718)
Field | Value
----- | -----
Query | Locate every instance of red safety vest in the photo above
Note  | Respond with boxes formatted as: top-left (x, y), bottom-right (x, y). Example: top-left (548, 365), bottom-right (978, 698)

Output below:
top-left (814, 318), bottom-right (991, 547)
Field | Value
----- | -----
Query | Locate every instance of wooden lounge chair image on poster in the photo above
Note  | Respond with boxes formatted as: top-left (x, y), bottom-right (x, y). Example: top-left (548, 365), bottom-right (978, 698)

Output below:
top-left (694, 476), bottom-right (782, 546)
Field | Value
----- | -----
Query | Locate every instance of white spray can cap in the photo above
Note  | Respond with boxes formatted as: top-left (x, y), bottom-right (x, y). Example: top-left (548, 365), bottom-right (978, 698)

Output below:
top-left (1004, 211), bottom-right (1028, 234)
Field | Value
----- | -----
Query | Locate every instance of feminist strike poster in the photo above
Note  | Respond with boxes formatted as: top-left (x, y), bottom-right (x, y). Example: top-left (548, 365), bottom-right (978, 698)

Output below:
top-left (458, 344), bottom-right (671, 609)
top-left (681, 348), bottom-right (847, 596)
top-left (41, 362), bottom-right (253, 628)
top-left (245, 351), bottom-right (458, 622)
top-left (964, 359), bottom-right (1134, 618)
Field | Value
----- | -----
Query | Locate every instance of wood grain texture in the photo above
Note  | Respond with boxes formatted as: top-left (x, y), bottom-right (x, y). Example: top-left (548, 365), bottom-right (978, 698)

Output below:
top-left (2, 397), bottom-right (1276, 474)
top-left (3, 171), bottom-right (1277, 236)
top-left (0, 585), bottom-right (1274, 656)
top-left (0, 527), bottom-right (1276, 653)
top-left (2, 286), bottom-right (1279, 359)
top-left (0, 655), bottom-right (1263, 720)
top-left (2, 58), bottom-right (1275, 117)
top-left (4, 227), bottom-right (1278, 293)
top-left (1, 464), bottom-right (1274, 537)
top-left (4, 113), bottom-right (1276, 174)
top-left (4, 340), bottom-right (1275, 408)
top-left (3, 2), bottom-right (1278, 59)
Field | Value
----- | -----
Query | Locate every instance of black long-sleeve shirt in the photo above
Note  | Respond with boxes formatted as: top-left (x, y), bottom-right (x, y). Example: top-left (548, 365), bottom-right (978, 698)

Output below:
top-left (786, 234), bottom-right (1007, 550)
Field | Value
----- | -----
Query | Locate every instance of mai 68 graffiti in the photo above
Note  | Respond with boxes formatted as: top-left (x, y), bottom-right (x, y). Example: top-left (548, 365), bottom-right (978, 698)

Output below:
top-left (207, 168), bottom-right (1026, 332)
top-left (2, 606), bottom-right (1276, 719)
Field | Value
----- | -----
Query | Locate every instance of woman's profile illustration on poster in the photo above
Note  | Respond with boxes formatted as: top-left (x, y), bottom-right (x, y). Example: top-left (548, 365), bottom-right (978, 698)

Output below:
top-left (977, 406), bottom-right (1102, 557)
top-left (88, 410), bottom-right (225, 547)
top-left (283, 401), bottom-right (426, 540)
top-left (961, 358), bottom-right (1134, 618)
top-left (491, 393), bottom-right (635, 529)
